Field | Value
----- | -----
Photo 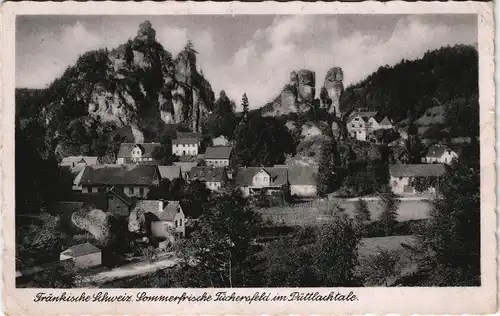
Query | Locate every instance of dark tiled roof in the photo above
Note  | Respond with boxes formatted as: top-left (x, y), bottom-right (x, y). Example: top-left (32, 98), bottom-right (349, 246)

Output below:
top-left (80, 164), bottom-right (159, 186)
top-left (188, 166), bottom-right (226, 182)
top-left (172, 137), bottom-right (199, 145)
top-left (234, 167), bottom-right (288, 187)
top-left (348, 111), bottom-right (378, 122)
top-left (204, 146), bottom-right (233, 160)
top-left (117, 143), bottom-right (161, 158)
top-left (275, 165), bottom-right (319, 185)
top-left (173, 162), bottom-right (198, 173)
top-left (134, 200), bottom-right (181, 222)
top-left (426, 145), bottom-right (454, 158)
top-left (61, 242), bottom-right (101, 257)
top-left (60, 156), bottom-right (99, 166)
top-left (158, 166), bottom-right (182, 180)
top-left (389, 164), bottom-right (446, 178)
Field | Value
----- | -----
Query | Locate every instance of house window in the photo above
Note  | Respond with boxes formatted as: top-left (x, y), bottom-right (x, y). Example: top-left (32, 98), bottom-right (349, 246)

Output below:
top-left (175, 220), bottom-right (178, 228)
top-left (128, 188), bottom-right (134, 195)
top-left (98, 187), bottom-right (106, 193)
top-left (177, 208), bottom-right (180, 213)
top-left (351, 124), bottom-right (355, 128)
top-left (179, 219), bottom-right (183, 226)
top-left (109, 195), bottom-right (114, 200)
top-left (139, 187), bottom-right (144, 195)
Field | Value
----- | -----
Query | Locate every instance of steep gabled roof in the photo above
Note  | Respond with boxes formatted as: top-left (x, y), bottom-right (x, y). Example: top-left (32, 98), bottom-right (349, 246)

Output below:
top-left (379, 117), bottom-right (393, 126)
top-left (60, 156), bottom-right (99, 166)
top-left (389, 164), bottom-right (446, 178)
top-left (234, 167), bottom-right (288, 187)
top-left (425, 145), bottom-right (455, 158)
top-left (134, 200), bottom-right (181, 222)
top-left (188, 166), bottom-right (226, 182)
top-left (173, 162), bottom-right (198, 173)
top-left (204, 146), bottom-right (233, 160)
top-left (79, 164), bottom-right (159, 186)
top-left (158, 166), bottom-right (182, 180)
top-left (117, 143), bottom-right (161, 159)
top-left (275, 165), bottom-right (319, 185)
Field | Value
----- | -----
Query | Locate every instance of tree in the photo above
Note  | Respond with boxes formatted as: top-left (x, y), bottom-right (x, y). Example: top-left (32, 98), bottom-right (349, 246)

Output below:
top-left (354, 198), bottom-right (371, 233)
top-left (361, 249), bottom-right (401, 286)
top-left (315, 140), bottom-right (339, 195)
top-left (310, 209), bottom-right (361, 286)
top-left (241, 93), bottom-right (249, 117)
top-left (415, 154), bottom-right (480, 286)
top-left (176, 189), bottom-right (261, 287)
top-left (378, 192), bottom-right (400, 236)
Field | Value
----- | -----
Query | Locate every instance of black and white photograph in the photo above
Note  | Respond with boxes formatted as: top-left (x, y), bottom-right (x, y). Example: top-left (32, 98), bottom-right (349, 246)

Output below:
top-left (12, 12), bottom-right (485, 288)
top-left (3, 2), bottom-right (495, 314)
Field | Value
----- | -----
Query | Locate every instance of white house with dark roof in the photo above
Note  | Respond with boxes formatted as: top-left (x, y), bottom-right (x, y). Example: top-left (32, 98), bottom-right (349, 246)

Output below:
top-left (424, 145), bottom-right (458, 165)
top-left (60, 156), bottom-right (99, 191)
top-left (274, 165), bottom-right (319, 197)
top-left (78, 164), bottom-right (160, 198)
top-left (346, 111), bottom-right (393, 141)
top-left (130, 200), bottom-right (186, 239)
top-left (204, 146), bottom-right (232, 167)
top-left (116, 143), bottom-right (162, 164)
top-left (234, 167), bottom-right (289, 197)
top-left (389, 164), bottom-right (446, 194)
top-left (187, 166), bottom-right (228, 191)
top-left (60, 242), bottom-right (101, 269)
top-left (172, 132), bottom-right (202, 156)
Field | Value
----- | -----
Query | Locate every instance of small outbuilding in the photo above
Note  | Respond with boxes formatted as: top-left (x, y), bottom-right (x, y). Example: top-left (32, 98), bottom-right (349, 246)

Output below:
top-left (60, 242), bottom-right (102, 269)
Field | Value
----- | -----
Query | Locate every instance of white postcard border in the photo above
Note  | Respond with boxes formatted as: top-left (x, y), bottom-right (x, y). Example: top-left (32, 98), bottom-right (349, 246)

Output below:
top-left (1, 1), bottom-right (496, 315)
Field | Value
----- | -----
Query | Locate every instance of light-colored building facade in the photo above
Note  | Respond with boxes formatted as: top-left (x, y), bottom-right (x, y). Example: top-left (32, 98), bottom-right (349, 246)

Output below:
top-left (79, 164), bottom-right (160, 199)
top-left (424, 145), bottom-right (458, 165)
top-left (116, 143), bottom-right (161, 164)
top-left (130, 200), bottom-right (186, 240)
top-left (389, 164), bottom-right (446, 195)
top-left (204, 146), bottom-right (232, 167)
top-left (346, 111), bottom-right (393, 141)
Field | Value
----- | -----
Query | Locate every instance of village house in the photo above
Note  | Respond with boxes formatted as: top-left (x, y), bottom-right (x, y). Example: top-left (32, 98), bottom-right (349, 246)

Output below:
top-left (389, 164), bottom-right (446, 195)
top-left (132, 200), bottom-right (186, 239)
top-left (187, 166), bottom-right (228, 191)
top-left (424, 145), bottom-right (459, 165)
top-left (346, 111), bottom-right (393, 141)
top-left (59, 156), bottom-right (99, 191)
top-left (116, 143), bottom-right (162, 164)
top-left (172, 132), bottom-right (202, 157)
top-left (234, 167), bottom-right (289, 197)
top-left (106, 186), bottom-right (135, 217)
top-left (173, 162), bottom-right (198, 179)
top-left (60, 242), bottom-right (102, 269)
top-left (274, 165), bottom-right (319, 197)
top-left (204, 146), bottom-right (232, 167)
top-left (78, 164), bottom-right (160, 198)
top-left (158, 165), bottom-right (182, 181)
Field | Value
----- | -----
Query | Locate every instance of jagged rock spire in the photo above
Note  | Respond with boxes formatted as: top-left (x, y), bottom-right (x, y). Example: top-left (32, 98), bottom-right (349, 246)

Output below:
top-left (137, 20), bottom-right (156, 43)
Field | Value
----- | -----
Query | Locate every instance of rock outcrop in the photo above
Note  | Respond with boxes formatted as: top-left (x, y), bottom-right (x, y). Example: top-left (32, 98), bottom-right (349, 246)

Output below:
top-left (263, 69), bottom-right (316, 116)
top-left (323, 67), bottom-right (344, 116)
top-left (51, 21), bottom-right (214, 135)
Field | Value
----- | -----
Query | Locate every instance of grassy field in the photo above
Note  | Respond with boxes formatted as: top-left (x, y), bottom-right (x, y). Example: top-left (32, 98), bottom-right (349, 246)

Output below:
top-left (258, 198), bottom-right (432, 227)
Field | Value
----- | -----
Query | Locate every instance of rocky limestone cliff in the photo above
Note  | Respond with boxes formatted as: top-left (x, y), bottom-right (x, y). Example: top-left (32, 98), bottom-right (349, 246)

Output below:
top-left (323, 67), bottom-right (344, 116)
top-left (263, 69), bottom-right (316, 116)
top-left (48, 21), bottom-right (215, 138)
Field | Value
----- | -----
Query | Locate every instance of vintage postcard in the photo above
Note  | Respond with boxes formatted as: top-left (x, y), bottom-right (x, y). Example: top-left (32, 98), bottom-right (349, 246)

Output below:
top-left (1, 1), bottom-right (496, 315)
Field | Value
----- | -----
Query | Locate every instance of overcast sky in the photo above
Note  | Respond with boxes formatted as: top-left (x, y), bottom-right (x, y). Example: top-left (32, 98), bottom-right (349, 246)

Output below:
top-left (16, 14), bottom-right (477, 109)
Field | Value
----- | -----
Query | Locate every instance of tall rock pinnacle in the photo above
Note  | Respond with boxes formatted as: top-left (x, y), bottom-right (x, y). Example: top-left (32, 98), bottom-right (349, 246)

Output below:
top-left (324, 67), bottom-right (344, 117)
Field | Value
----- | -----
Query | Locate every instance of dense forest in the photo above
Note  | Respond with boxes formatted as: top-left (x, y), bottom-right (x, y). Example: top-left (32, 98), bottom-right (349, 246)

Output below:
top-left (340, 45), bottom-right (478, 137)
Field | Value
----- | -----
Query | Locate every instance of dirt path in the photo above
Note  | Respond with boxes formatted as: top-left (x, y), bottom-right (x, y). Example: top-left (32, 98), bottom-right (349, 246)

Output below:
top-left (85, 253), bottom-right (179, 285)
